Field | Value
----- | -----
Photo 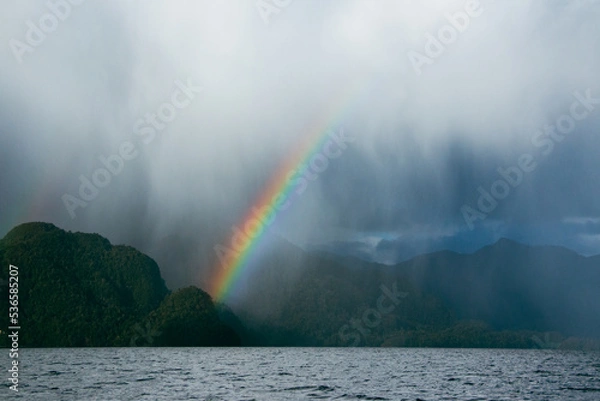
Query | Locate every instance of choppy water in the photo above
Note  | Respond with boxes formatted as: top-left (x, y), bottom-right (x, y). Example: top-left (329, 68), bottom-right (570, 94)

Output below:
top-left (2, 348), bottom-right (600, 400)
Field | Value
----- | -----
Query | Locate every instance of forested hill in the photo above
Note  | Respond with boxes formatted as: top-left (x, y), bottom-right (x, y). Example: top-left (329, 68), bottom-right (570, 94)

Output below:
top-left (1, 222), bottom-right (599, 349)
top-left (0, 222), bottom-right (239, 347)
top-left (227, 236), bottom-right (600, 349)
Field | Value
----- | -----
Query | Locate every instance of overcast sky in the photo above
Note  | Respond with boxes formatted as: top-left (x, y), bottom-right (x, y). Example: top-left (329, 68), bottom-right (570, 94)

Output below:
top-left (1, 0), bottom-right (600, 285)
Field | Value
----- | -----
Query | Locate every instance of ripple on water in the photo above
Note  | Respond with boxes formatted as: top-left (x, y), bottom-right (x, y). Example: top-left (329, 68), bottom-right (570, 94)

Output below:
top-left (8, 348), bottom-right (600, 401)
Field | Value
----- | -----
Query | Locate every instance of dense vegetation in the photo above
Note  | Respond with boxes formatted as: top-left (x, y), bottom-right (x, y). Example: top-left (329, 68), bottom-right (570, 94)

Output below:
top-left (136, 287), bottom-right (240, 346)
top-left (1, 222), bottom-right (598, 349)
top-left (0, 223), bottom-right (239, 347)
top-left (227, 237), bottom-right (600, 349)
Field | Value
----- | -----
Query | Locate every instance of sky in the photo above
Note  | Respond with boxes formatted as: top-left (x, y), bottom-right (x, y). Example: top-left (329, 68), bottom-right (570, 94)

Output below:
top-left (1, 0), bottom-right (600, 288)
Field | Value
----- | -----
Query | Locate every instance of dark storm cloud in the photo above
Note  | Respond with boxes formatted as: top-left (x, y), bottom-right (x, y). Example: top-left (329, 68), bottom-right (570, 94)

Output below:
top-left (1, 0), bottom-right (599, 287)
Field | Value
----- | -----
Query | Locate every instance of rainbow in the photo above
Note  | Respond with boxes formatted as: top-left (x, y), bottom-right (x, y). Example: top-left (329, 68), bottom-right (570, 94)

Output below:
top-left (209, 84), bottom-right (363, 302)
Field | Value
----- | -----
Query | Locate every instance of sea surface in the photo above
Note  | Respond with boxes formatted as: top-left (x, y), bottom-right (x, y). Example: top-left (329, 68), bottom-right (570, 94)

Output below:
top-left (2, 348), bottom-right (600, 400)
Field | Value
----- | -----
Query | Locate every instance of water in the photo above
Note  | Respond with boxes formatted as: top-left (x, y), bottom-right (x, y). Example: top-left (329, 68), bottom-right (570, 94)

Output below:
top-left (3, 348), bottom-right (600, 400)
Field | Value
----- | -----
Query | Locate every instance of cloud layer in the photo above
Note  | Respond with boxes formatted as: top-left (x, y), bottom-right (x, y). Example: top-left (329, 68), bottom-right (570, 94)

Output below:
top-left (1, 0), bottom-right (600, 287)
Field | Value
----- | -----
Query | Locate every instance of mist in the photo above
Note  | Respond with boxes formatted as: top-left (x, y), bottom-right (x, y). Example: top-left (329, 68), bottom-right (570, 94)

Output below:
top-left (1, 0), bottom-right (600, 290)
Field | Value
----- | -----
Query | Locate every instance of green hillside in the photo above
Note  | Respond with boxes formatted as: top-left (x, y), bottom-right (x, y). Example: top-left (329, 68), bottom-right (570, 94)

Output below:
top-left (0, 222), bottom-right (239, 347)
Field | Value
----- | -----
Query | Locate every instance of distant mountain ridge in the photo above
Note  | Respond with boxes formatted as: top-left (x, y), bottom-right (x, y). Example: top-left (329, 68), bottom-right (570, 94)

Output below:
top-left (1, 222), bottom-right (598, 349)
top-left (229, 236), bottom-right (600, 347)
top-left (396, 238), bottom-right (600, 337)
top-left (307, 235), bottom-right (600, 265)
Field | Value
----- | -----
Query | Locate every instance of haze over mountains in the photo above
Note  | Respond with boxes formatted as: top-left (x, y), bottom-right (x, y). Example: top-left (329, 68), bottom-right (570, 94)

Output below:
top-left (2, 1), bottom-right (600, 280)
top-left (1, 5), bottom-right (599, 355)
top-left (2, 222), bottom-right (598, 349)
top-left (227, 234), bottom-right (600, 346)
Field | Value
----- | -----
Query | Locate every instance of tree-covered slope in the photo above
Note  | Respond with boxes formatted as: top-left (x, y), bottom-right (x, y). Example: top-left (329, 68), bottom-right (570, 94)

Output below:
top-left (138, 287), bottom-right (240, 346)
top-left (1, 222), bottom-right (597, 349)
top-left (227, 237), bottom-right (600, 348)
top-left (0, 222), bottom-right (239, 347)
